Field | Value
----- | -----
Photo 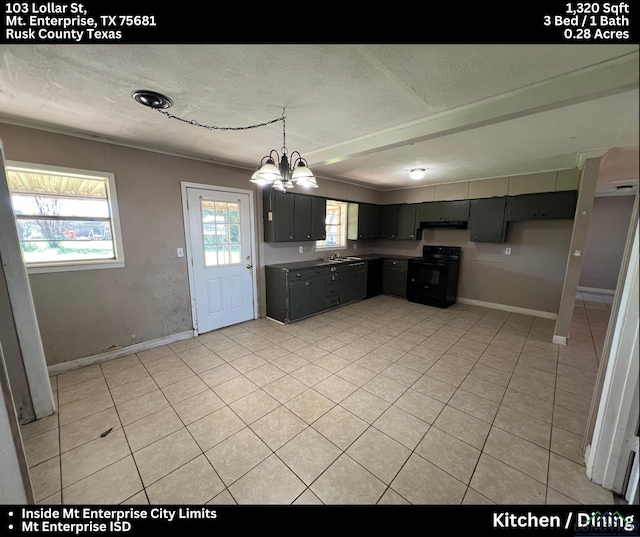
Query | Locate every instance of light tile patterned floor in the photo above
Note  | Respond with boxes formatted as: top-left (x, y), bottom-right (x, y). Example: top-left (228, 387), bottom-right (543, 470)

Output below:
top-left (21, 293), bottom-right (618, 505)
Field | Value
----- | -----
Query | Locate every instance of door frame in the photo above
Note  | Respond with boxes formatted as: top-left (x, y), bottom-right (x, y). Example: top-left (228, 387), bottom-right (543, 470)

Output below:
top-left (180, 182), bottom-right (259, 335)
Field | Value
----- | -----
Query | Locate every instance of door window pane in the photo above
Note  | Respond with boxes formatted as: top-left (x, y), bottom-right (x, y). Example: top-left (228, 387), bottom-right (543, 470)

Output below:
top-left (201, 199), bottom-right (242, 267)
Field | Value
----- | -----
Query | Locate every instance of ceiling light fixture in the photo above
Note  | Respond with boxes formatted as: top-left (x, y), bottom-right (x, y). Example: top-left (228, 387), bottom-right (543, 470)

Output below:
top-left (250, 115), bottom-right (317, 192)
top-left (130, 90), bottom-right (173, 109)
top-left (131, 89), bottom-right (313, 192)
top-left (409, 168), bottom-right (427, 180)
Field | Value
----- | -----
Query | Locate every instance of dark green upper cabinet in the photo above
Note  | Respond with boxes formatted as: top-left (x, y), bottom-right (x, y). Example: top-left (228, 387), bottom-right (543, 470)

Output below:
top-left (380, 204), bottom-right (398, 239)
top-left (396, 204), bottom-right (419, 240)
top-left (418, 200), bottom-right (470, 222)
top-left (347, 202), bottom-right (381, 240)
top-left (538, 191), bottom-right (578, 219)
top-left (311, 196), bottom-right (327, 241)
top-left (361, 203), bottom-right (381, 239)
top-left (294, 195), bottom-right (327, 241)
top-left (378, 204), bottom-right (419, 240)
top-left (294, 194), bottom-right (313, 241)
top-left (507, 191), bottom-right (577, 221)
top-left (263, 190), bottom-right (327, 242)
top-left (263, 190), bottom-right (295, 242)
top-left (469, 197), bottom-right (507, 243)
top-left (506, 193), bottom-right (541, 220)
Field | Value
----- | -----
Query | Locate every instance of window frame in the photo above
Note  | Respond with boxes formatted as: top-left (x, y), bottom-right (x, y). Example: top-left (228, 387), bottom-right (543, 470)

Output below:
top-left (7, 161), bottom-right (125, 274)
top-left (315, 199), bottom-right (348, 252)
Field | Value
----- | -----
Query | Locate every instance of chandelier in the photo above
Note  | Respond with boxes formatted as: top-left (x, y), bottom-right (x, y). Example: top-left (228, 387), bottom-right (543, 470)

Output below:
top-left (130, 89), bottom-right (315, 192)
top-left (250, 116), bottom-right (317, 191)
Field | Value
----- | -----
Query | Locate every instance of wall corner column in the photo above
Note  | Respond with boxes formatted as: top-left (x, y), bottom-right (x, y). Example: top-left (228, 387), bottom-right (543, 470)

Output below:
top-left (553, 155), bottom-right (602, 344)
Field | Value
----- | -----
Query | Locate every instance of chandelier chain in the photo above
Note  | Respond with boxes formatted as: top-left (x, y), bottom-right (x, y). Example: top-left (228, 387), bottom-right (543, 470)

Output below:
top-left (155, 109), bottom-right (286, 132)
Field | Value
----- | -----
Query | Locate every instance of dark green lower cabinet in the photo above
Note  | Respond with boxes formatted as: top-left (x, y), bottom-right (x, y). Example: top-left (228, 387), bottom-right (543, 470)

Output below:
top-left (268, 258), bottom-right (417, 323)
top-left (382, 259), bottom-right (407, 297)
top-left (288, 279), bottom-right (310, 320)
top-left (339, 263), bottom-right (367, 304)
top-left (265, 263), bottom-right (367, 323)
top-left (285, 275), bottom-right (325, 321)
top-left (308, 276), bottom-right (326, 315)
top-left (290, 269), bottom-right (326, 321)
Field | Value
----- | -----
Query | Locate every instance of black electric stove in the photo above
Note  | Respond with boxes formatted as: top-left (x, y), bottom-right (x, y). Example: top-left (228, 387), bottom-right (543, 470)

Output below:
top-left (406, 246), bottom-right (461, 308)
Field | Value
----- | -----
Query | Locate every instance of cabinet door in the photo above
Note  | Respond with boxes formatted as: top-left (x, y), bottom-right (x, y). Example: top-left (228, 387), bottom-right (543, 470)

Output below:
top-left (294, 195), bottom-right (313, 241)
top-left (506, 194), bottom-right (540, 221)
top-left (396, 204), bottom-right (418, 240)
top-left (538, 191), bottom-right (577, 219)
top-left (366, 258), bottom-right (384, 297)
top-left (289, 279), bottom-right (310, 320)
top-left (383, 260), bottom-right (407, 297)
top-left (419, 200), bottom-right (470, 222)
top-left (418, 201), bottom-right (438, 222)
top-left (311, 196), bottom-right (327, 240)
top-left (361, 203), bottom-right (382, 239)
top-left (339, 269), bottom-right (355, 304)
top-left (274, 191), bottom-right (296, 241)
top-left (380, 205), bottom-right (398, 239)
top-left (442, 200), bottom-right (470, 221)
top-left (469, 197), bottom-right (507, 242)
top-left (352, 267), bottom-right (367, 301)
top-left (339, 265), bottom-right (367, 303)
top-left (308, 276), bottom-right (326, 314)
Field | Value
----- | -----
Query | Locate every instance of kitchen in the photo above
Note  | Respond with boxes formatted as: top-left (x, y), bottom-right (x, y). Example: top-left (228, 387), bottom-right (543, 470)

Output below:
top-left (0, 44), bottom-right (637, 508)
top-left (261, 170), bottom-right (581, 324)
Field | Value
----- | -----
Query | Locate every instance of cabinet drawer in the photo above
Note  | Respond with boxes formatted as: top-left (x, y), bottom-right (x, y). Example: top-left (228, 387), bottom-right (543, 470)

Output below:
top-left (309, 268), bottom-right (326, 277)
top-left (325, 274), bottom-right (340, 285)
top-left (384, 258), bottom-right (407, 268)
top-left (325, 296), bottom-right (340, 308)
top-left (325, 283), bottom-right (340, 297)
top-left (288, 269), bottom-right (309, 280)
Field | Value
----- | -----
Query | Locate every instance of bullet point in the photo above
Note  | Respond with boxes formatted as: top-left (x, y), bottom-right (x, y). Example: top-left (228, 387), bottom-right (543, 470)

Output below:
top-left (8, 512), bottom-right (13, 516)
top-left (8, 524), bottom-right (14, 530)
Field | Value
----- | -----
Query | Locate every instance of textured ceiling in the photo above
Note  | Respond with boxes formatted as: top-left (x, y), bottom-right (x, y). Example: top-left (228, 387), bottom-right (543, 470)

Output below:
top-left (0, 44), bottom-right (638, 194)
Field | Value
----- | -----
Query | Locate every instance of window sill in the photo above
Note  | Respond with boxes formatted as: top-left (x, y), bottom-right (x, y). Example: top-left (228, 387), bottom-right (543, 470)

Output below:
top-left (26, 259), bottom-right (125, 274)
top-left (315, 245), bottom-right (347, 252)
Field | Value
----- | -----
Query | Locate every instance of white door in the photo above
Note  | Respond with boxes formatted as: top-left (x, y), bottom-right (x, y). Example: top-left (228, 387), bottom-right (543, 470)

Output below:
top-left (187, 187), bottom-right (255, 334)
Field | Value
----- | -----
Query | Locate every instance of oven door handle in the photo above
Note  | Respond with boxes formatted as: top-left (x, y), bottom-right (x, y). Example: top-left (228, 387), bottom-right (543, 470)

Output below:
top-left (409, 261), bottom-right (447, 268)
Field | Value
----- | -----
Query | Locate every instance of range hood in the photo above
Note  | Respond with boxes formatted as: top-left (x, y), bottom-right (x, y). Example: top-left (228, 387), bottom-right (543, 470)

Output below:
top-left (419, 220), bottom-right (468, 230)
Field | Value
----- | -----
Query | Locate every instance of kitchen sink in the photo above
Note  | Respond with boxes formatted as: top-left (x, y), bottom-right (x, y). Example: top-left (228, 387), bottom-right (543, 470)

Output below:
top-left (318, 256), bottom-right (362, 265)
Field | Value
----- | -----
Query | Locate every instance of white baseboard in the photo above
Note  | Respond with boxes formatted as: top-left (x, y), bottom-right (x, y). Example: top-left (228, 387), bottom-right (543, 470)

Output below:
top-left (457, 297), bottom-right (558, 320)
top-left (552, 335), bottom-right (568, 345)
top-left (47, 331), bottom-right (195, 376)
top-left (577, 286), bottom-right (616, 295)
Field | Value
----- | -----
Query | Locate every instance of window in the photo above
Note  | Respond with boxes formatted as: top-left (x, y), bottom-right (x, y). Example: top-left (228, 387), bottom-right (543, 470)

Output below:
top-left (7, 162), bottom-right (125, 273)
top-left (315, 199), bottom-right (348, 250)
top-left (201, 199), bottom-right (241, 266)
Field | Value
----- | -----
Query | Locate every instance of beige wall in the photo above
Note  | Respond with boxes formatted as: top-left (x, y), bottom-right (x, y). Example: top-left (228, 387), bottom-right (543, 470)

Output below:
top-left (0, 123), bottom-right (262, 366)
top-left (374, 220), bottom-right (573, 314)
top-left (579, 195), bottom-right (636, 290)
top-left (0, 122), bottom-right (578, 367)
